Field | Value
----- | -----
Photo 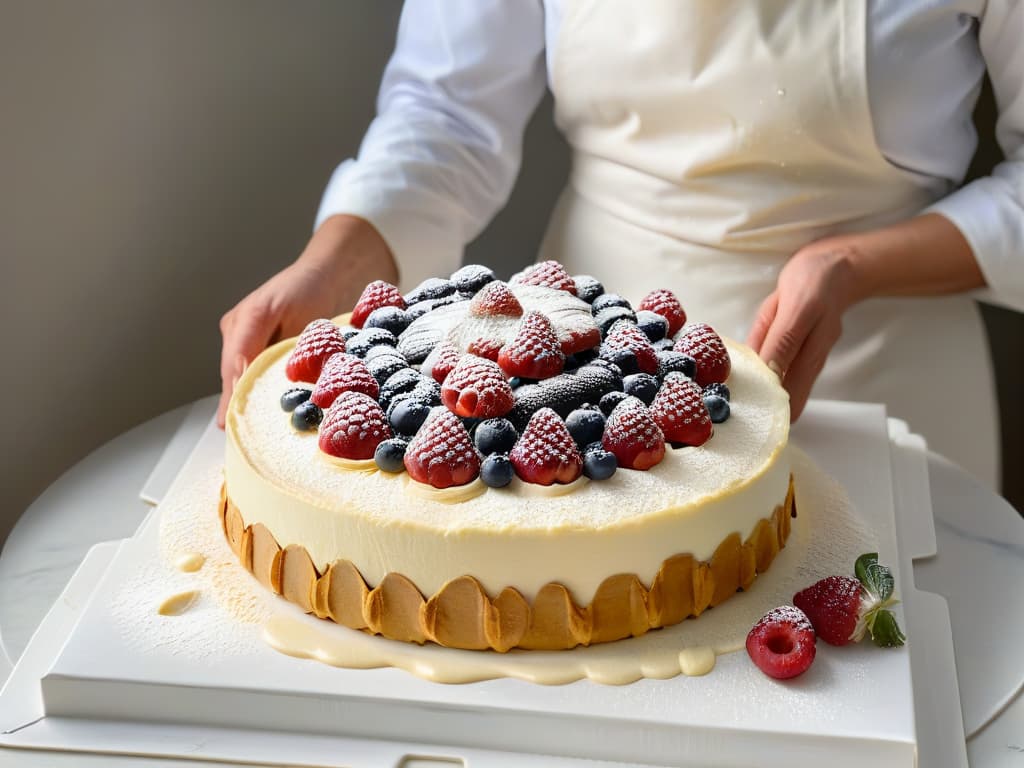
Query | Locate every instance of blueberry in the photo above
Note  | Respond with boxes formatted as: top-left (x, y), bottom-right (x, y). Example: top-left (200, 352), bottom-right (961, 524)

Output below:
top-left (583, 449), bottom-right (617, 480)
top-left (703, 382), bottom-right (730, 401)
top-left (623, 373), bottom-right (660, 405)
top-left (594, 306), bottom-right (637, 336)
top-left (704, 395), bottom-right (730, 423)
top-left (474, 418), bottom-right (519, 455)
top-left (404, 277), bottom-right (455, 305)
top-left (656, 351), bottom-right (696, 381)
top-left (565, 408), bottom-right (605, 448)
top-left (592, 293), bottom-right (632, 314)
top-left (508, 376), bottom-right (526, 389)
top-left (573, 275), bottom-right (605, 304)
top-left (451, 264), bottom-right (496, 294)
top-left (389, 398), bottom-right (431, 435)
top-left (600, 345), bottom-right (639, 376)
top-left (374, 438), bottom-right (409, 473)
top-left (599, 390), bottom-right (630, 416)
top-left (364, 306), bottom-right (412, 337)
top-left (280, 387), bottom-right (312, 412)
top-left (290, 401), bottom-right (323, 431)
top-left (480, 453), bottom-right (515, 488)
top-left (346, 327), bottom-right (397, 358)
top-left (652, 338), bottom-right (676, 351)
top-left (406, 301), bottom-right (434, 320)
top-left (636, 310), bottom-right (669, 342)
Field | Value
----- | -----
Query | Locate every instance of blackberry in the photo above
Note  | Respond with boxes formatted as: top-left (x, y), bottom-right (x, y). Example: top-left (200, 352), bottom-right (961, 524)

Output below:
top-left (431, 292), bottom-right (472, 309)
top-left (474, 418), bottom-right (519, 455)
top-left (599, 345), bottom-right (640, 376)
top-left (406, 301), bottom-right (434, 321)
top-left (340, 327), bottom-right (360, 342)
top-left (364, 306), bottom-right (412, 337)
top-left (652, 338), bottom-right (676, 351)
top-left (599, 390), bottom-right (629, 416)
top-left (364, 344), bottom-right (406, 363)
top-left (480, 453), bottom-right (515, 488)
top-left (366, 354), bottom-right (408, 386)
top-left (594, 306), bottom-right (637, 336)
top-left (451, 264), bottom-right (496, 294)
top-left (404, 277), bottom-right (455, 305)
top-left (346, 327), bottom-right (397, 358)
top-left (592, 293), bottom-right (632, 314)
top-left (703, 382), bottom-right (730, 401)
top-left (280, 387), bottom-right (312, 412)
top-left (636, 310), bottom-right (669, 342)
top-left (623, 373), bottom-right (660, 405)
top-left (573, 274), bottom-right (605, 304)
top-left (656, 350), bottom-right (697, 381)
top-left (374, 437), bottom-right (409, 473)
top-left (379, 368), bottom-right (424, 409)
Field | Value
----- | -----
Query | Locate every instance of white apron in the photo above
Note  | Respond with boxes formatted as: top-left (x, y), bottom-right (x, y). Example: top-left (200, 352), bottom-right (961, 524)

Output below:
top-left (539, 0), bottom-right (1000, 488)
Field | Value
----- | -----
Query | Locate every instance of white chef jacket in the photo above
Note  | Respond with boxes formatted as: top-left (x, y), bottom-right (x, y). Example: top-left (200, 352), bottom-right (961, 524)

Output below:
top-left (316, 0), bottom-right (1024, 313)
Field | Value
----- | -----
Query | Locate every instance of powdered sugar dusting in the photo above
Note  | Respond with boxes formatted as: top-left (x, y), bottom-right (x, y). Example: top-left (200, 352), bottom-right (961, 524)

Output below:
top-left (758, 604), bottom-right (814, 632)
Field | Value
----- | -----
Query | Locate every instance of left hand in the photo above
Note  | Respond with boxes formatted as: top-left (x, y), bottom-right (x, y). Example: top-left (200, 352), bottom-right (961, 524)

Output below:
top-left (746, 238), bottom-right (863, 421)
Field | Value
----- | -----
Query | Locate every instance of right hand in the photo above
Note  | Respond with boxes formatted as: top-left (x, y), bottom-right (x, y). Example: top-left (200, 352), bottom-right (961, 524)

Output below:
top-left (217, 215), bottom-right (397, 428)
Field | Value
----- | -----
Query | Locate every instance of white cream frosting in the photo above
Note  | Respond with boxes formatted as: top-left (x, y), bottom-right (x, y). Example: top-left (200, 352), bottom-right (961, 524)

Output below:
top-left (226, 335), bottom-right (790, 603)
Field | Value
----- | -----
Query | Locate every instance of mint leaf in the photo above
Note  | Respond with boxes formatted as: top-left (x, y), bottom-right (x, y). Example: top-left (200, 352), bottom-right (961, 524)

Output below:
top-left (870, 610), bottom-right (906, 648)
top-left (855, 553), bottom-right (878, 585)
top-left (855, 554), bottom-right (895, 602)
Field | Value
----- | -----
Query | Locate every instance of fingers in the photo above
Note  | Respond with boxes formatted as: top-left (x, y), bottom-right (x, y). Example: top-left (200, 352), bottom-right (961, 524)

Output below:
top-left (783, 317), bottom-right (841, 421)
top-left (757, 291), bottom-right (822, 382)
top-left (747, 292), bottom-right (779, 355)
top-left (217, 303), bottom-right (277, 428)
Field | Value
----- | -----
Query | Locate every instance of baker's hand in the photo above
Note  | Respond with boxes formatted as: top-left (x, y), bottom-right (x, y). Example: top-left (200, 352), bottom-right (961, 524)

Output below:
top-left (217, 215), bottom-right (396, 428)
top-left (746, 239), bottom-right (861, 421)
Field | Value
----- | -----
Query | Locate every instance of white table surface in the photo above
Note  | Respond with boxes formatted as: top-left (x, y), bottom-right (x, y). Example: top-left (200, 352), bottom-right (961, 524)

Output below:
top-left (1, 396), bottom-right (1022, 768)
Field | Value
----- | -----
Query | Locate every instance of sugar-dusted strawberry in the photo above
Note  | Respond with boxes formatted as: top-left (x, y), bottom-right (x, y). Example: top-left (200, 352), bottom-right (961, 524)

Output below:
top-left (351, 280), bottom-right (406, 329)
top-left (311, 352), bottom-right (379, 408)
top-left (498, 311), bottom-right (566, 380)
top-left (466, 337), bottom-right (504, 361)
top-left (510, 260), bottom-right (577, 295)
top-left (793, 554), bottom-right (906, 648)
top-left (318, 391), bottom-right (392, 460)
top-left (422, 340), bottom-right (460, 384)
top-left (601, 396), bottom-right (666, 470)
top-left (649, 372), bottom-right (712, 447)
top-left (440, 356), bottom-right (514, 419)
top-left (746, 605), bottom-right (817, 680)
top-left (638, 289), bottom-right (687, 336)
top-left (602, 320), bottom-right (659, 375)
top-left (285, 319), bottom-right (347, 383)
top-left (674, 323), bottom-right (731, 386)
top-left (468, 280), bottom-right (523, 318)
top-left (403, 408), bottom-right (481, 488)
top-left (509, 408), bottom-right (583, 485)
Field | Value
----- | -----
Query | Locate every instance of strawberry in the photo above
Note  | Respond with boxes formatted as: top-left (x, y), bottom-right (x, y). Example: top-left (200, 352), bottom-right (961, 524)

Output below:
top-left (673, 323), bottom-right (731, 386)
top-left (746, 605), bottom-right (817, 680)
top-left (601, 396), bottom-right (666, 470)
top-left (311, 352), bottom-right (379, 408)
top-left (466, 337), bottom-right (504, 361)
top-left (468, 280), bottom-right (523, 318)
top-left (285, 319), bottom-right (347, 383)
top-left (793, 554), bottom-right (906, 648)
top-left (638, 289), bottom-right (687, 336)
top-left (440, 356), bottom-right (515, 419)
top-left (318, 391), bottom-right (392, 460)
top-left (602, 320), bottom-right (659, 375)
top-left (511, 260), bottom-right (577, 295)
top-left (403, 408), bottom-right (481, 488)
top-left (351, 280), bottom-right (406, 329)
top-left (497, 311), bottom-right (566, 380)
top-left (422, 340), bottom-right (460, 384)
top-left (509, 408), bottom-right (583, 485)
top-left (649, 372), bottom-right (712, 447)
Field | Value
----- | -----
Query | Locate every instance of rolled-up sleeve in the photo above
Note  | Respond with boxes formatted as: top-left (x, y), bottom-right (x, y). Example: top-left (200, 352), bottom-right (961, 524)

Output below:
top-left (315, 0), bottom-right (547, 292)
top-left (926, 0), bottom-right (1024, 311)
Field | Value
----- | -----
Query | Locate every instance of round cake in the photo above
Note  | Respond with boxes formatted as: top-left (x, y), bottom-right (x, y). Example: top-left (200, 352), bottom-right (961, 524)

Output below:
top-left (222, 262), bottom-right (793, 651)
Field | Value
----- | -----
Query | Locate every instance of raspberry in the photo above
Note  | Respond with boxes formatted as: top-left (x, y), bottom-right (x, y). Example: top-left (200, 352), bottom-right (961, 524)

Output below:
top-left (422, 340), bottom-right (460, 384)
top-left (746, 605), bottom-right (817, 679)
top-left (638, 289), bottom-right (687, 336)
top-left (674, 323), bottom-right (731, 386)
top-left (498, 311), bottom-right (565, 380)
top-left (351, 280), bottom-right (406, 329)
top-left (468, 281), bottom-right (523, 318)
top-left (440, 356), bottom-right (515, 419)
top-left (466, 337), bottom-right (504, 361)
top-left (601, 396), bottom-right (666, 470)
top-left (602, 320), bottom-right (659, 375)
top-left (509, 408), bottom-right (583, 485)
top-left (649, 372), bottom-right (712, 447)
top-left (318, 391), bottom-right (392, 460)
top-left (792, 576), bottom-right (863, 647)
top-left (403, 408), bottom-right (481, 488)
top-left (285, 319), bottom-right (347, 383)
top-left (311, 353), bottom-right (380, 408)
top-left (511, 260), bottom-right (577, 294)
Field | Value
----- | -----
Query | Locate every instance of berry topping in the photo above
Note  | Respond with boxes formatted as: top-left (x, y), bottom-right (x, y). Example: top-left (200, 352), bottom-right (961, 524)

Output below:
top-left (340, 327), bottom-right (360, 342)
top-left (601, 396), bottom-right (666, 470)
top-left (290, 401), bottom-right (323, 431)
top-left (565, 408), bottom-right (606, 448)
top-left (599, 390), bottom-right (629, 416)
top-left (573, 274), bottom-right (605, 304)
top-left (509, 408), bottom-right (584, 486)
top-left (591, 293), bottom-right (632, 314)
top-left (638, 289), bottom-right (687, 336)
top-left (366, 354), bottom-right (408, 387)
top-left (451, 263), bottom-right (496, 295)
top-left (280, 387), bottom-right (312, 412)
top-left (623, 372), bottom-right (660, 405)
top-left (674, 323), bottom-right (731, 386)
top-left (363, 306), bottom-right (412, 337)
top-left (474, 417), bottom-right (519, 455)
top-left (582, 447), bottom-right (618, 480)
top-left (318, 391), bottom-right (391, 460)
top-left (511, 260), bottom-right (577, 295)
top-left (285, 319), bottom-right (347, 383)
top-left (364, 344), bottom-right (406, 363)
top-left (704, 394), bottom-right (730, 424)
top-left (374, 437), bottom-right (409, 473)
top-left (656, 350), bottom-right (697, 381)
top-left (635, 310), bottom-right (669, 342)
top-left (404, 277), bottom-right (456, 305)
top-left (406, 301), bottom-right (434, 321)
top-left (346, 327), bottom-right (398, 359)
top-left (652, 338), bottom-right (676, 351)
top-left (649, 372), bottom-right (712, 447)
top-left (379, 368), bottom-right (424, 409)
top-left (603, 320), bottom-right (659, 375)
top-left (598, 345), bottom-right (639, 376)
top-left (403, 408), bottom-right (481, 488)
top-left (594, 306), bottom-right (638, 336)
top-left (506, 365), bottom-right (621, 429)
top-left (498, 311), bottom-right (566, 380)
top-left (746, 606), bottom-right (817, 680)
top-left (388, 398), bottom-right (431, 437)
top-left (468, 281), bottom-right (523, 318)
top-left (480, 453), bottom-right (515, 488)
top-left (441, 356), bottom-right (515, 419)
top-left (351, 280), bottom-right (405, 329)
top-left (703, 382), bottom-right (730, 401)
top-left (422, 340), bottom-right (460, 384)
top-left (311, 353), bottom-right (380, 408)
top-left (466, 337), bottom-right (504, 361)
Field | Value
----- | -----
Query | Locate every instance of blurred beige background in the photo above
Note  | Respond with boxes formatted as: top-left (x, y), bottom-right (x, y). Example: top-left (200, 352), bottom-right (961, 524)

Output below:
top-left (0, 1), bottom-right (1019, 547)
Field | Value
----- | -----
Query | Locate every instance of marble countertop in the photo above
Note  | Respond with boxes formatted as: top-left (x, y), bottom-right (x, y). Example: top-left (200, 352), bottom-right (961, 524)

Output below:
top-left (1, 396), bottom-right (1022, 767)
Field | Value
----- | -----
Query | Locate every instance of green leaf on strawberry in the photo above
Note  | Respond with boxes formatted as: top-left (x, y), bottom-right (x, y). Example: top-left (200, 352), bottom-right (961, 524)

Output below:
top-left (852, 552), bottom-right (905, 648)
top-left (870, 609), bottom-right (907, 648)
